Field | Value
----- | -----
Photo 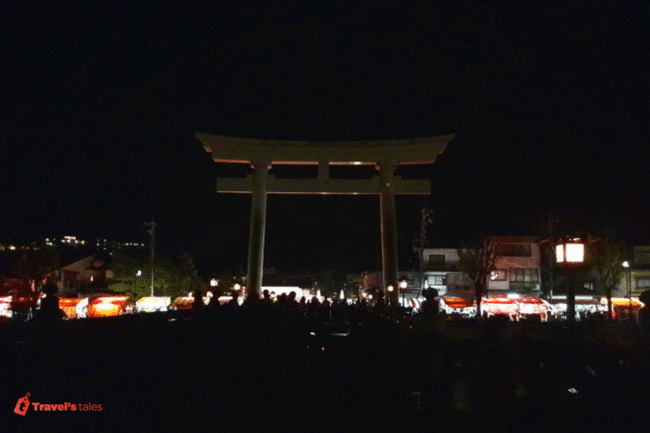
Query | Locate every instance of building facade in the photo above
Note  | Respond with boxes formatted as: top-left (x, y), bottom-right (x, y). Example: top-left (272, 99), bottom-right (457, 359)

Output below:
top-left (418, 236), bottom-right (542, 297)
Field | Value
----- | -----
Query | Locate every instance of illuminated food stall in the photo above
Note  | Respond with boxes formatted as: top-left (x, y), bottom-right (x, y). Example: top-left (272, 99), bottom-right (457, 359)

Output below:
top-left (482, 297), bottom-right (519, 321)
top-left (440, 297), bottom-right (476, 318)
top-left (136, 296), bottom-right (171, 313)
top-left (515, 297), bottom-right (548, 322)
top-left (548, 296), bottom-right (606, 321)
top-left (171, 296), bottom-right (193, 311)
top-left (87, 296), bottom-right (130, 318)
top-left (0, 296), bottom-right (11, 318)
top-left (608, 297), bottom-right (644, 321)
top-left (171, 296), bottom-right (213, 311)
top-left (59, 298), bottom-right (88, 319)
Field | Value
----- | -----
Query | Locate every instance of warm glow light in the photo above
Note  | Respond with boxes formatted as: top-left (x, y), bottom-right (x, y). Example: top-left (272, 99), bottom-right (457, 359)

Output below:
top-left (172, 296), bottom-right (211, 310)
top-left (566, 243), bottom-right (584, 262)
top-left (556, 243), bottom-right (584, 263)
top-left (59, 298), bottom-right (85, 319)
top-left (87, 296), bottom-right (130, 318)
top-left (518, 298), bottom-right (543, 304)
top-left (609, 297), bottom-right (642, 306)
top-left (482, 297), bottom-right (518, 318)
top-left (484, 297), bottom-right (516, 304)
top-left (387, 285), bottom-right (394, 292)
top-left (399, 280), bottom-right (408, 289)
top-left (442, 298), bottom-right (475, 309)
top-left (0, 296), bottom-right (12, 318)
top-left (172, 297), bottom-right (194, 311)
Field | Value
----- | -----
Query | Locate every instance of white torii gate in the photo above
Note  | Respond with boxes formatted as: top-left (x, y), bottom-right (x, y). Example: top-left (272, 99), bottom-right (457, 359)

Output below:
top-left (196, 132), bottom-right (454, 305)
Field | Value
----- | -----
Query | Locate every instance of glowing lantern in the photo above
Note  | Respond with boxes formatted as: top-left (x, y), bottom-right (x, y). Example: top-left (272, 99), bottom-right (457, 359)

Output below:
top-left (555, 236), bottom-right (588, 324)
top-left (556, 242), bottom-right (584, 263)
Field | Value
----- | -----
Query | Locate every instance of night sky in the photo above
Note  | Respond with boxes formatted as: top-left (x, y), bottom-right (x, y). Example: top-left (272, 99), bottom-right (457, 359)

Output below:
top-left (2, 2), bottom-right (649, 276)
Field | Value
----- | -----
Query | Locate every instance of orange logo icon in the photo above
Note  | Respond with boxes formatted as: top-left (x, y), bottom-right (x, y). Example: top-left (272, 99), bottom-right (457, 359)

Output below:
top-left (14, 393), bottom-right (30, 416)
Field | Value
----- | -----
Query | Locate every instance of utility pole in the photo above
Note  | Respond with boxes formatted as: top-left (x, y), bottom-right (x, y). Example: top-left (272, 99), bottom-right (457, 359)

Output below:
top-left (144, 216), bottom-right (156, 297)
top-left (419, 207), bottom-right (433, 291)
top-left (543, 212), bottom-right (559, 299)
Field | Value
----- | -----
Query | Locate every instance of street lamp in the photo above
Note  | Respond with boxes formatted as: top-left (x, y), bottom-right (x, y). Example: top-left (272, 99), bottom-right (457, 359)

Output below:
top-left (556, 237), bottom-right (586, 325)
top-left (623, 260), bottom-right (632, 319)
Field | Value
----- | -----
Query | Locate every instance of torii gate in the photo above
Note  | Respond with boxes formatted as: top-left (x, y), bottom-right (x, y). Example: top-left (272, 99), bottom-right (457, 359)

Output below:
top-left (196, 132), bottom-right (454, 305)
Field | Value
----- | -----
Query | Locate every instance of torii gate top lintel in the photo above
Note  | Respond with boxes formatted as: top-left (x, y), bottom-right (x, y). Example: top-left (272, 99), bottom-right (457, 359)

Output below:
top-left (196, 132), bottom-right (454, 165)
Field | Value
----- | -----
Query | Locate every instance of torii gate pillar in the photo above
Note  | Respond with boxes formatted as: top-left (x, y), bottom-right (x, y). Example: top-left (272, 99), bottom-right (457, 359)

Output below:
top-left (379, 162), bottom-right (399, 305)
top-left (247, 160), bottom-right (269, 296)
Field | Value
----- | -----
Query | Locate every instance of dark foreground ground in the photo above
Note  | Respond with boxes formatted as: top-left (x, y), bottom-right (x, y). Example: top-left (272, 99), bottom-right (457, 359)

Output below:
top-left (2, 307), bottom-right (650, 433)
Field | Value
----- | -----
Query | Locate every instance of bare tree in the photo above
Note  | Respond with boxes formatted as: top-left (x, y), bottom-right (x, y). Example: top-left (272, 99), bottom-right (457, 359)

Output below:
top-left (589, 238), bottom-right (627, 320)
top-left (457, 237), bottom-right (499, 319)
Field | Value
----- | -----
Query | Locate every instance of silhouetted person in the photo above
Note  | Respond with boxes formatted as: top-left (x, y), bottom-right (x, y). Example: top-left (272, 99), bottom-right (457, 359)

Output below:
top-left (192, 289), bottom-right (205, 313)
top-left (242, 291), bottom-right (260, 313)
top-left (308, 296), bottom-right (321, 320)
top-left (206, 290), bottom-right (222, 311)
top-left (374, 291), bottom-right (386, 312)
top-left (420, 288), bottom-right (439, 317)
top-left (38, 284), bottom-right (65, 324)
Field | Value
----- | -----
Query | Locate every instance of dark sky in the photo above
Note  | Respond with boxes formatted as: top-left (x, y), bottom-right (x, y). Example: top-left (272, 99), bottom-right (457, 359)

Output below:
top-left (2, 1), bottom-right (649, 276)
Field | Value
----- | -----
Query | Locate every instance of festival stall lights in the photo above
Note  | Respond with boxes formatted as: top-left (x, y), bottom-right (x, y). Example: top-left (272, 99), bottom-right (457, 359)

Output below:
top-left (136, 296), bottom-right (171, 313)
top-left (87, 296), bottom-right (130, 318)
top-left (484, 297), bottom-right (517, 304)
top-left (516, 298), bottom-right (548, 321)
top-left (59, 298), bottom-right (88, 319)
top-left (0, 296), bottom-right (12, 318)
top-left (606, 297), bottom-right (644, 320)
top-left (482, 297), bottom-right (519, 320)
top-left (439, 297), bottom-right (477, 317)
top-left (442, 298), bottom-right (475, 309)
top-left (171, 296), bottom-right (212, 311)
top-left (606, 297), bottom-right (643, 306)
